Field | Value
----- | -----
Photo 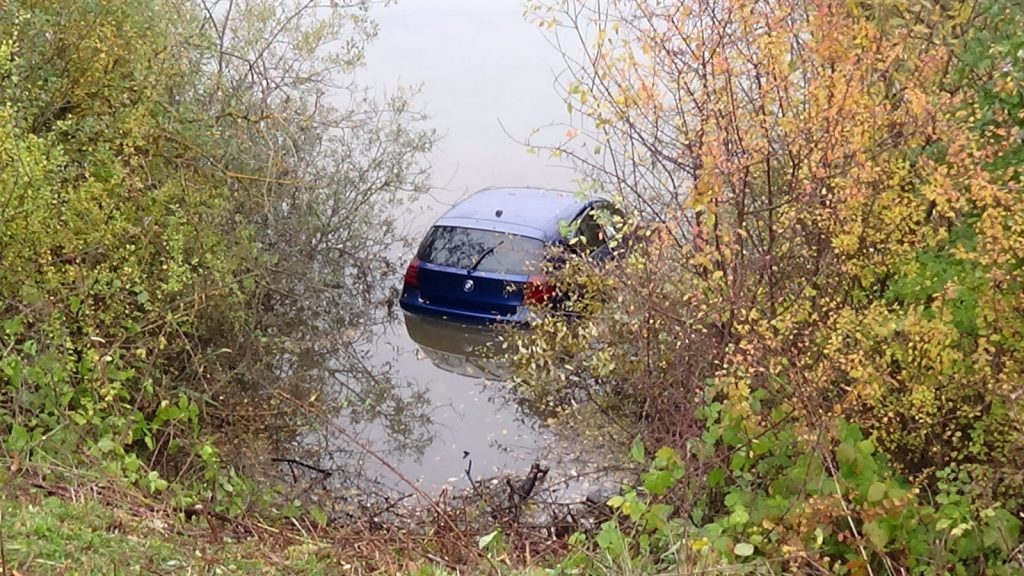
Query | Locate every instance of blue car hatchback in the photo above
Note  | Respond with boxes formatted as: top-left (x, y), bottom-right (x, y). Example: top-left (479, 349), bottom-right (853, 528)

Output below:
top-left (400, 187), bottom-right (618, 324)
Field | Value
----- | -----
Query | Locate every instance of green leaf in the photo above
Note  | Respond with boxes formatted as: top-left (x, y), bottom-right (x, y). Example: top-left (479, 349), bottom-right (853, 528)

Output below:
top-left (595, 521), bottom-right (626, 559)
top-left (95, 436), bottom-right (116, 454)
top-left (730, 452), bottom-right (749, 471)
top-left (867, 481), bottom-right (887, 503)
top-left (630, 437), bottom-right (646, 463)
top-left (309, 505), bottom-right (328, 527)
top-left (147, 471), bottom-right (168, 493)
top-left (886, 485), bottom-right (908, 500)
top-left (19, 284), bottom-right (42, 305)
top-left (3, 316), bottom-right (24, 336)
top-left (836, 442), bottom-right (857, 467)
top-left (7, 424), bottom-right (30, 451)
top-left (863, 520), bottom-right (890, 550)
top-left (478, 529), bottom-right (500, 550)
top-left (734, 542), bottom-right (755, 557)
top-left (712, 535), bottom-right (733, 553)
top-left (729, 506), bottom-right (749, 526)
top-left (857, 439), bottom-right (875, 456)
top-left (649, 503), bottom-right (673, 523)
top-left (653, 446), bottom-right (677, 467)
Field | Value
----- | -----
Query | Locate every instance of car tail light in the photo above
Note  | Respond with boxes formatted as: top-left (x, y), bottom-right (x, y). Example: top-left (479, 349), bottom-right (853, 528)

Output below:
top-left (524, 274), bottom-right (555, 305)
top-left (403, 257), bottom-right (420, 289)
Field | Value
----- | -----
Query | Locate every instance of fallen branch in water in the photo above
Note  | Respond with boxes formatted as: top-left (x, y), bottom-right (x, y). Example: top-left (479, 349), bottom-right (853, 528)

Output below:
top-left (272, 457), bottom-right (333, 479)
top-left (273, 389), bottom-right (469, 543)
top-left (506, 463), bottom-right (549, 509)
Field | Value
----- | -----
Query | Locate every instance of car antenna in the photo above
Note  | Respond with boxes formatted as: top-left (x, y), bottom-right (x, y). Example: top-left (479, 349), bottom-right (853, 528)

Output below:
top-left (495, 209), bottom-right (503, 218)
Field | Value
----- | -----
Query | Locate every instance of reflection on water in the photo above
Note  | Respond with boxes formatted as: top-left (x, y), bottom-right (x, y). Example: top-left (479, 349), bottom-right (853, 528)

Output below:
top-left (403, 313), bottom-right (510, 380)
top-left (292, 311), bottom-right (623, 502)
top-left (261, 297), bottom-right (625, 509)
top-left (322, 312), bottom-right (548, 493)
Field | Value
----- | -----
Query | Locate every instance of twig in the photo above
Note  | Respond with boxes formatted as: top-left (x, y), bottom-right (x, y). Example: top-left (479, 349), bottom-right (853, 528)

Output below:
top-left (271, 457), bottom-right (333, 477)
top-left (1, 502), bottom-right (8, 576)
top-left (181, 504), bottom-right (240, 526)
top-left (273, 390), bottom-right (466, 538)
top-left (824, 452), bottom-right (876, 576)
top-left (1011, 540), bottom-right (1024, 568)
top-left (423, 553), bottom-right (459, 571)
top-left (483, 551), bottom-right (503, 576)
top-left (464, 459), bottom-right (493, 506)
top-left (375, 493), bottom-right (413, 518)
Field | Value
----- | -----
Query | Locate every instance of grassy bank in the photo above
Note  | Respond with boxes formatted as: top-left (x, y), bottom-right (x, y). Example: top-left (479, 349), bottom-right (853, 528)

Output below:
top-left (0, 473), bottom-right (347, 574)
top-left (0, 470), bottom-right (560, 576)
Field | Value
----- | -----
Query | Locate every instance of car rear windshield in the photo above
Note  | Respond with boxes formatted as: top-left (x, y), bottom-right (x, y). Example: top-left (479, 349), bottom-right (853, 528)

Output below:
top-left (417, 226), bottom-right (545, 275)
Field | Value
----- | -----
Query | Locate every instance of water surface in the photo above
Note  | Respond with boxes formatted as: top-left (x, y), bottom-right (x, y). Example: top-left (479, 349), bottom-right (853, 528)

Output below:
top-left (306, 1), bottom-right (618, 497)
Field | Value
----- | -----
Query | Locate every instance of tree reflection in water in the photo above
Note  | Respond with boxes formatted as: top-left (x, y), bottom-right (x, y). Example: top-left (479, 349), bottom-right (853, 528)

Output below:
top-left (247, 297), bottom-right (437, 499)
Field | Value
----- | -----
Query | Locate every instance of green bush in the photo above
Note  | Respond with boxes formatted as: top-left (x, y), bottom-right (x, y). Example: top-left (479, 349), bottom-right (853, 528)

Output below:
top-left (552, 418), bottom-right (1021, 575)
top-left (0, 0), bottom-right (432, 504)
top-left (1, 0), bottom-right (247, 479)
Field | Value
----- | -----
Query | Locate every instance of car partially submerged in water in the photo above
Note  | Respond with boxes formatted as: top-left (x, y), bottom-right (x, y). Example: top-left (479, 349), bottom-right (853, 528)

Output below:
top-left (399, 187), bottom-right (620, 324)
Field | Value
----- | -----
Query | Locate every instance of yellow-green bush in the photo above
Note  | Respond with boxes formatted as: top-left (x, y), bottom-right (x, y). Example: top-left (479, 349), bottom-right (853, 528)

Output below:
top-left (0, 0), bottom-right (432, 499)
top-left (512, 1), bottom-right (1024, 571)
top-left (1, 0), bottom-right (246, 467)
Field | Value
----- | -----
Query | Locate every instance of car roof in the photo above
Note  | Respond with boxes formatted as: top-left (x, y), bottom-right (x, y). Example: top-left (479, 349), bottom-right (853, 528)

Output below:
top-left (434, 187), bottom-right (603, 242)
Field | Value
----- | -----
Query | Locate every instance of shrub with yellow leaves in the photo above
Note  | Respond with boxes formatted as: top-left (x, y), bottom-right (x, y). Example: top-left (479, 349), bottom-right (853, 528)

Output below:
top-left (514, 0), bottom-right (1024, 565)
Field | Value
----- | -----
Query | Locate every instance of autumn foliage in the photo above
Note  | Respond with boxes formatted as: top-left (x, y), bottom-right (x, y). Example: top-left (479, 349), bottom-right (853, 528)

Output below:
top-left (514, 0), bottom-right (1024, 570)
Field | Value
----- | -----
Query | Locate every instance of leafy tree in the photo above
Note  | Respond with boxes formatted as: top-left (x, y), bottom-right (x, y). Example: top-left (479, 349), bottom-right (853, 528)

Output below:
top-left (513, 0), bottom-right (1024, 570)
top-left (0, 0), bottom-right (433, 497)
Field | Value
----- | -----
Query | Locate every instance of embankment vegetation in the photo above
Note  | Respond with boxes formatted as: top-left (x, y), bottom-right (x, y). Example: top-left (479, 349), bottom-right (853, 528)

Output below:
top-left (3, 0), bottom-right (1024, 574)
top-left (511, 0), bottom-right (1024, 572)
top-left (1, 0), bottom-right (431, 523)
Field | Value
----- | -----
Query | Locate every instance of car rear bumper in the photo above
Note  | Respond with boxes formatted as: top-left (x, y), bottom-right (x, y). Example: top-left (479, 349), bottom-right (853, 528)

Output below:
top-left (400, 290), bottom-right (530, 325)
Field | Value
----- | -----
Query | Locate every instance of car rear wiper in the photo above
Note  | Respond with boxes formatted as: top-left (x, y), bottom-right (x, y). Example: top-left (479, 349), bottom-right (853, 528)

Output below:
top-left (467, 240), bottom-right (504, 273)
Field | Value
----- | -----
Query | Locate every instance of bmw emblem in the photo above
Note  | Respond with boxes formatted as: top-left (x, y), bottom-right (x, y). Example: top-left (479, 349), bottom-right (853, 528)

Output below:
top-left (463, 279), bottom-right (474, 292)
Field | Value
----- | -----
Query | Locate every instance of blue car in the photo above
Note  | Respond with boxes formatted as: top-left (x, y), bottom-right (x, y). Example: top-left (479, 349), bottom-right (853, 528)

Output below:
top-left (400, 187), bottom-right (619, 324)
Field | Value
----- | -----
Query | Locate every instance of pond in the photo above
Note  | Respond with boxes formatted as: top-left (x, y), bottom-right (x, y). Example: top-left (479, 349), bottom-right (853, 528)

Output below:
top-left (268, 0), bottom-right (626, 503)
top-left (346, 314), bottom-right (618, 497)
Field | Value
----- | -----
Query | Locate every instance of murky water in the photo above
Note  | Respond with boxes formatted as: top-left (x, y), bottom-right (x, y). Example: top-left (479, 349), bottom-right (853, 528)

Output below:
top-left (359, 316), bottom-right (548, 487)
top-left (295, 1), bottom-right (621, 496)
top-left (359, 0), bottom-right (577, 228)
top-left (321, 311), bottom-right (625, 502)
